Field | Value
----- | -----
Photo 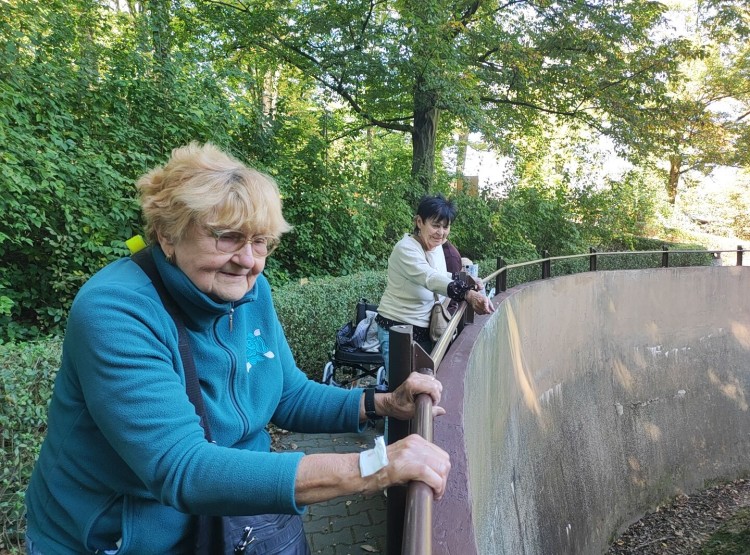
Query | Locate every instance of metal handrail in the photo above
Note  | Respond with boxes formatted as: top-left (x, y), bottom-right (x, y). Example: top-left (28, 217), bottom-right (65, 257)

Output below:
top-left (396, 244), bottom-right (745, 554)
top-left (400, 302), bottom-right (473, 555)
top-left (486, 246), bottom-right (745, 292)
top-left (402, 367), bottom-right (435, 555)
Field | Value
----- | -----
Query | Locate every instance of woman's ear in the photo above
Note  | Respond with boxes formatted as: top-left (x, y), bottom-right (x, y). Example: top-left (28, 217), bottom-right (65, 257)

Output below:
top-left (156, 230), bottom-right (175, 257)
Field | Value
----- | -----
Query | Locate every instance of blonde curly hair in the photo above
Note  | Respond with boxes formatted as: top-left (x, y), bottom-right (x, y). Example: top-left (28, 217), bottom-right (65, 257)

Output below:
top-left (137, 142), bottom-right (291, 246)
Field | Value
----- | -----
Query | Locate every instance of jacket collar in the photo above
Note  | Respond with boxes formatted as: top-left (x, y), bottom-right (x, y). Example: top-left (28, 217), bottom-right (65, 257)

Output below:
top-left (151, 245), bottom-right (257, 330)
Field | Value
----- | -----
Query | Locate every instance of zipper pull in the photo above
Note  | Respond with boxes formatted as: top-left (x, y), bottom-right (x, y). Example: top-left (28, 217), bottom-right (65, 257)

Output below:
top-left (229, 305), bottom-right (234, 332)
top-left (234, 526), bottom-right (255, 554)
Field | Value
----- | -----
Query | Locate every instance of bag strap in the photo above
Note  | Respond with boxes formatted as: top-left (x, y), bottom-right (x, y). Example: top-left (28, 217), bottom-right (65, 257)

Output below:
top-left (131, 248), bottom-right (213, 442)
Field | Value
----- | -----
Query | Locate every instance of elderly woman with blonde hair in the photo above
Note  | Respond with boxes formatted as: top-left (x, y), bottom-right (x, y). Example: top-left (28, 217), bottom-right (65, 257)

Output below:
top-left (24, 143), bottom-right (449, 555)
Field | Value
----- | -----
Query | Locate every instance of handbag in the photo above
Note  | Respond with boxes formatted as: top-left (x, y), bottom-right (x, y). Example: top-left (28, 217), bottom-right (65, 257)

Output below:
top-left (420, 246), bottom-right (453, 343)
top-left (429, 292), bottom-right (453, 343)
top-left (132, 249), bottom-right (309, 555)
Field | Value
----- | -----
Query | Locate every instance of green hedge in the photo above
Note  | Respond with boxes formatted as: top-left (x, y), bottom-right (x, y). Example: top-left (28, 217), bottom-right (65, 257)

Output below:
top-left (0, 340), bottom-right (60, 553)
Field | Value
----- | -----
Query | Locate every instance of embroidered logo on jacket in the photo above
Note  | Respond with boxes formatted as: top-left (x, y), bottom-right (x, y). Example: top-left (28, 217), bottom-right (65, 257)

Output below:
top-left (246, 329), bottom-right (275, 371)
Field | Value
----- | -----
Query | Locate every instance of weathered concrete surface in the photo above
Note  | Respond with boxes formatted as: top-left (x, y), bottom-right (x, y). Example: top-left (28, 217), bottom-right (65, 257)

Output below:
top-left (433, 266), bottom-right (750, 555)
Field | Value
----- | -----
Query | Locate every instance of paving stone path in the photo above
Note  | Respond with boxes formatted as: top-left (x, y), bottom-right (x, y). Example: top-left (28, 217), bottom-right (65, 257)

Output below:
top-left (275, 427), bottom-right (387, 554)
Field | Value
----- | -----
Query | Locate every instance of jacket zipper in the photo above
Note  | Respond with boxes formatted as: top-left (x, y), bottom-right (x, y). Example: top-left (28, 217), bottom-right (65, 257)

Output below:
top-left (213, 313), bottom-right (248, 434)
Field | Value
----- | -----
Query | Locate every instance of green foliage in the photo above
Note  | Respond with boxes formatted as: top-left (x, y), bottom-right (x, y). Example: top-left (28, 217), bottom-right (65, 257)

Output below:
top-left (0, 3), bottom-right (143, 337)
top-left (496, 184), bottom-right (584, 256)
top-left (729, 192), bottom-right (750, 240)
top-left (0, 338), bottom-right (61, 553)
top-left (201, 0), bottom-right (695, 189)
top-left (266, 124), bottom-right (404, 278)
top-left (574, 170), bottom-right (660, 248)
top-left (272, 271), bottom-right (388, 380)
top-left (0, 0), bottom-right (744, 347)
top-left (0, 0), bottom-right (266, 341)
top-left (447, 190), bottom-right (504, 262)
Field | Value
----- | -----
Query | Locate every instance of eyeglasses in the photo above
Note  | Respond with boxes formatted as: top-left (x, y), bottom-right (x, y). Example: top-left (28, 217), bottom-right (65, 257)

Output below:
top-left (208, 229), bottom-right (280, 257)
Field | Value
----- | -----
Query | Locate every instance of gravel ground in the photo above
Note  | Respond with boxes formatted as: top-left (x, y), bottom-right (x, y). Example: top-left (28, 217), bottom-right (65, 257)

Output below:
top-left (607, 479), bottom-right (750, 554)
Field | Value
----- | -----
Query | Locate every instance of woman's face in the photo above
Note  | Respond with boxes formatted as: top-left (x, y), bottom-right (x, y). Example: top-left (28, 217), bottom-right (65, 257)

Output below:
top-left (161, 224), bottom-right (267, 302)
top-left (416, 216), bottom-right (451, 251)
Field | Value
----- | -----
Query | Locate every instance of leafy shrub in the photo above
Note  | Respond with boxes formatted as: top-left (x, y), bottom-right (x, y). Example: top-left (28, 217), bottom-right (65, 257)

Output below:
top-left (496, 184), bottom-right (584, 256)
top-left (573, 170), bottom-right (659, 248)
top-left (0, 338), bottom-right (61, 553)
top-left (447, 190), bottom-right (504, 261)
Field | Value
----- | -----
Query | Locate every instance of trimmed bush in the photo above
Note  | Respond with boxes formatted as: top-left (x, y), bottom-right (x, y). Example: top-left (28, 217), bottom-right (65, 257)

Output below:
top-left (0, 338), bottom-right (61, 553)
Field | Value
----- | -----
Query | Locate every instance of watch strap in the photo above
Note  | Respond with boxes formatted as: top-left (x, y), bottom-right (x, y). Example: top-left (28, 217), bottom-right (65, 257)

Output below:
top-left (364, 387), bottom-right (381, 419)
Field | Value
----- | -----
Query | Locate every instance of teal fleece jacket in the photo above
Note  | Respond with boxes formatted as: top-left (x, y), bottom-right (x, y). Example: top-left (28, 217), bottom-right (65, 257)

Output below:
top-left (25, 247), bottom-right (364, 554)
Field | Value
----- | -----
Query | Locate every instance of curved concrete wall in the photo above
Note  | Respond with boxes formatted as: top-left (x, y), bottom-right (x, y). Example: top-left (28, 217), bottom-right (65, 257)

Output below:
top-left (433, 266), bottom-right (750, 554)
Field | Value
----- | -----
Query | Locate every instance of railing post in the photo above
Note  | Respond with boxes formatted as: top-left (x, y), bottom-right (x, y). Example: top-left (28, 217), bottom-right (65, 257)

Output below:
top-left (387, 325), bottom-right (414, 555)
top-left (496, 257), bottom-right (507, 292)
top-left (402, 367), bottom-right (434, 555)
top-left (459, 271), bottom-right (475, 325)
top-left (738, 245), bottom-right (744, 266)
top-left (542, 250), bottom-right (551, 279)
top-left (662, 245), bottom-right (669, 268)
top-left (589, 247), bottom-right (597, 272)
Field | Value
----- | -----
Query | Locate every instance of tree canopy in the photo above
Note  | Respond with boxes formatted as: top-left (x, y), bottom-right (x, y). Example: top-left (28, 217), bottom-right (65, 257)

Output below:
top-left (199, 0), bottom-right (701, 190)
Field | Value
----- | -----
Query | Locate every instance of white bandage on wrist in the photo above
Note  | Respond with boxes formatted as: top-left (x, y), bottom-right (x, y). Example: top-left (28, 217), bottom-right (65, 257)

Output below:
top-left (359, 436), bottom-right (389, 477)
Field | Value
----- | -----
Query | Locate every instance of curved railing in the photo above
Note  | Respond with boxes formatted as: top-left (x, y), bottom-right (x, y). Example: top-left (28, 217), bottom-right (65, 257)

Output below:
top-left (389, 244), bottom-right (746, 554)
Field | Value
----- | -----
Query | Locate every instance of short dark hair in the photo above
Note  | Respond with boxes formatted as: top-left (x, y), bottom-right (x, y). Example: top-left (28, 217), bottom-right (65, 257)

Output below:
top-left (415, 193), bottom-right (457, 225)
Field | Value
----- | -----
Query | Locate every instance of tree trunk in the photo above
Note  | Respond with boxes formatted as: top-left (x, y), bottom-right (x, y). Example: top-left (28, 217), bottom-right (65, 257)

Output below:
top-left (667, 155), bottom-right (681, 205)
top-left (411, 80), bottom-right (440, 192)
top-left (147, 0), bottom-right (172, 74)
top-left (456, 130), bottom-right (469, 177)
top-left (262, 68), bottom-right (280, 120)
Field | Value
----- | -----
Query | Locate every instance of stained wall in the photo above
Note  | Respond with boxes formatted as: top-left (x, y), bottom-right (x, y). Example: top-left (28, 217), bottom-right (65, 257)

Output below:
top-left (433, 266), bottom-right (750, 554)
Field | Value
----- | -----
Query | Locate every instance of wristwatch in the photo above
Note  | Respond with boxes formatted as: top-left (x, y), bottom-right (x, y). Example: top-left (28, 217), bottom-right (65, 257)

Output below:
top-left (364, 387), bottom-right (381, 420)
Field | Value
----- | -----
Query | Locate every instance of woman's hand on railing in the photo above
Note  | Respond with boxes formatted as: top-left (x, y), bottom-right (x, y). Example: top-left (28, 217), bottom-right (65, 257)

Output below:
top-left (378, 434), bottom-right (451, 499)
top-left (469, 275), bottom-right (484, 291)
top-left (465, 289), bottom-right (495, 315)
top-left (379, 372), bottom-right (446, 421)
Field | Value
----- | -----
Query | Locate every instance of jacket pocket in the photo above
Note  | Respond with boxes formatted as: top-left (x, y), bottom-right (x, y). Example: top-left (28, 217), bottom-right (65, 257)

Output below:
top-left (88, 494), bottom-right (192, 554)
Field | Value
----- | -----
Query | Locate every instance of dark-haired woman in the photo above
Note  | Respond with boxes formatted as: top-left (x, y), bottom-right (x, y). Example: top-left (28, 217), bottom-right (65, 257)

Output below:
top-left (375, 194), bottom-right (495, 374)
